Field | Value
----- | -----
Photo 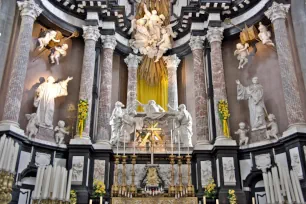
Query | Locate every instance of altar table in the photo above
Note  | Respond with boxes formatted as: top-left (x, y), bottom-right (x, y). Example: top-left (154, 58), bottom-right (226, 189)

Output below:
top-left (112, 197), bottom-right (198, 204)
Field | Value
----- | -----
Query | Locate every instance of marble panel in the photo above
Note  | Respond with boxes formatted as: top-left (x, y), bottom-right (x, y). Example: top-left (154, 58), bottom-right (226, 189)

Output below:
top-left (222, 157), bottom-right (236, 186)
top-left (200, 160), bottom-right (212, 187)
top-left (72, 156), bottom-right (84, 185)
top-left (94, 160), bottom-right (106, 183)
top-left (289, 147), bottom-right (303, 179)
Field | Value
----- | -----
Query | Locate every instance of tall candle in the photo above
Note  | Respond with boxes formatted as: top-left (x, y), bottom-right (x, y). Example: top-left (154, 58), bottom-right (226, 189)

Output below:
top-left (216, 199), bottom-right (219, 204)
top-left (0, 138), bottom-right (9, 169)
top-left (100, 196), bottom-right (103, 204)
top-left (123, 131), bottom-right (126, 155)
top-left (65, 169), bottom-right (73, 201)
top-left (49, 165), bottom-right (57, 195)
top-left (89, 199), bottom-right (93, 204)
top-left (0, 135), bottom-right (6, 158)
top-left (178, 130), bottom-right (181, 156)
top-left (62, 170), bottom-right (67, 201)
top-left (10, 142), bottom-right (19, 173)
top-left (252, 197), bottom-right (255, 204)
top-left (52, 166), bottom-right (61, 199)
top-left (170, 129), bottom-right (173, 155)
top-left (42, 166), bottom-right (52, 199)
top-left (32, 167), bottom-right (42, 199)
top-left (5, 138), bottom-right (13, 171)
top-left (59, 168), bottom-right (66, 200)
top-left (203, 196), bottom-right (206, 204)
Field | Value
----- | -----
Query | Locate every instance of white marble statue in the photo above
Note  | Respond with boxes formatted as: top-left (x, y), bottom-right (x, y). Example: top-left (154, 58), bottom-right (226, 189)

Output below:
top-left (25, 113), bottom-right (38, 139)
top-left (266, 114), bottom-right (278, 140)
top-left (234, 43), bottom-right (249, 69)
top-left (223, 157), bottom-right (236, 186)
top-left (38, 30), bottom-right (60, 50)
top-left (235, 122), bottom-right (249, 145)
top-left (137, 100), bottom-right (166, 120)
top-left (236, 77), bottom-right (267, 131)
top-left (49, 44), bottom-right (68, 65)
top-left (168, 104), bottom-right (193, 147)
top-left (54, 120), bottom-right (69, 144)
top-left (143, 4), bottom-right (164, 39)
top-left (120, 108), bottom-right (138, 143)
top-left (258, 22), bottom-right (275, 47)
top-left (34, 76), bottom-right (73, 128)
top-left (155, 27), bottom-right (176, 62)
top-left (109, 101), bottom-right (125, 145)
top-left (129, 18), bottom-right (151, 54)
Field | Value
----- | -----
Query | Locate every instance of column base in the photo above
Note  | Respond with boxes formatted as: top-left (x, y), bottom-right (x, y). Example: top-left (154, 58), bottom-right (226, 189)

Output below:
top-left (0, 120), bottom-right (25, 136)
top-left (194, 140), bottom-right (213, 150)
top-left (214, 135), bottom-right (237, 146)
top-left (94, 140), bottom-right (112, 149)
top-left (282, 123), bottom-right (306, 138)
top-left (70, 134), bottom-right (92, 145)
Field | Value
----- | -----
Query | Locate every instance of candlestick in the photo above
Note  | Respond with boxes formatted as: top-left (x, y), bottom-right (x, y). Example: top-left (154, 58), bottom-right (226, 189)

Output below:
top-left (252, 197), bottom-right (255, 204)
top-left (169, 155), bottom-right (176, 196)
top-left (130, 155), bottom-right (137, 196)
top-left (170, 129), bottom-right (173, 155)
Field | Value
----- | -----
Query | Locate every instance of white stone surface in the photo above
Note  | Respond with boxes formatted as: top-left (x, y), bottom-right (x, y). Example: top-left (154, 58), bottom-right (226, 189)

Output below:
top-left (17, 151), bottom-right (31, 173)
top-left (222, 157), bottom-right (236, 186)
top-left (72, 156), bottom-right (84, 185)
top-left (70, 138), bottom-right (92, 145)
top-left (255, 153), bottom-right (271, 170)
top-left (35, 152), bottom-right (51, 167)
top-left (54, 158), bottom-right (66, 167)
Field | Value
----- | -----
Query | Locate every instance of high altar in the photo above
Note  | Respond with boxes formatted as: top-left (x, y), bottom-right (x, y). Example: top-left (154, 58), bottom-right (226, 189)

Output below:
top-left (1, 0), bottom-right (306, 204)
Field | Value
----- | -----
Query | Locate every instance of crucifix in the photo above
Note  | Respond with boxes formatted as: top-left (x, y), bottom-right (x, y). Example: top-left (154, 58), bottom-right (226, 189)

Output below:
top-left (142, 121), bottom-right (162, 164)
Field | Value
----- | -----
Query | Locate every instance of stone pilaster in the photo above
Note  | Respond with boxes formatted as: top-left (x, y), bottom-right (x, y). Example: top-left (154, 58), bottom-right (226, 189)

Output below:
top-left (96, 35), bottom-right (117, 146)
top-left (124, 53), bottom-right (142, 110)
top-left (77, 26), bottom-right (100, 139)
top-left (265, 2), bottom-right (306, 136)
top-left (163, 54), bottom-right (181, 110)
top-left (189, 36), bottom-right (210, 146)
top-left (207, 27), bottom-right (236, 145)
top-left (0, 0), bottom-right (42, 130)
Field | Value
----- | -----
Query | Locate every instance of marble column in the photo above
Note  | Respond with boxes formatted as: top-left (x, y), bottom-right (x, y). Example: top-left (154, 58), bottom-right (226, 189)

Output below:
top-left (189, 36), bottom-right (210, 146)
top-left (124, 53), bottom-right (142, 110)
top-left (77, 26), bottom-right (100, 139)
top-left (0, 0), bottom-right (42, 129)
top-left (163, 54), bottom-right (181, 110)
top-left (96, 35), bottom-right (117, 146)
top-left (265, 2), bottom-right (306, 136)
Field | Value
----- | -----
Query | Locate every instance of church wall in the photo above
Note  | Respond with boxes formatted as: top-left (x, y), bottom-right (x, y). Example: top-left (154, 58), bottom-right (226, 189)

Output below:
top-left (16, 23), bottom-right (84, 130)
top-left (222, 38), bottom-right (288, 141)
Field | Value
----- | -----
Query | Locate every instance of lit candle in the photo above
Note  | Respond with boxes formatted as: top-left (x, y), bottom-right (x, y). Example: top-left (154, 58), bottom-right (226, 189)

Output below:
top-left (133, 126), bottom-right (136, 155)
top-left (65, 169), bottom-right (73, 201)
top-left (0, 137), bottom-right (9, 169)
top-left (178, 130), bottom-right (181, 156)
top-left (100, 196), bottom-right (103, 204)
top-left (216, 199), bottom-right (219, 204)
top-left (203, 196), bottom-right (206, 204)
top-left (89, 199), bottom-right (92, 204)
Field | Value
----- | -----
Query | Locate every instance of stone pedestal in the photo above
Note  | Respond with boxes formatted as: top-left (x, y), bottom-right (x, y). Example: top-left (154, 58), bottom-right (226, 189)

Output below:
top-left (96, 35), bottom-right (117, 146)
top-left (36, 126), bottom-right (55, 143)
top-left (189, 36), bottom-right (210, 147)
top-left (0, 0), bottom-right (42, 128)
top-left (77, 25), bottom-right (100, 139)
top-left (265, 2), bottom-right (306, 135)
top-left (249, 128), bottom-right (267, 143)
top-left (163, 54), bottom-right (181, 110)
top-left (124, 54), bottom-right (143, 110)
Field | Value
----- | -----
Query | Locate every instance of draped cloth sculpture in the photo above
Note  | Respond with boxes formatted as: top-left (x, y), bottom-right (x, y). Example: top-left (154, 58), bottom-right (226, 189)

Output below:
top-left (34, 76), bottom-right (73, 128)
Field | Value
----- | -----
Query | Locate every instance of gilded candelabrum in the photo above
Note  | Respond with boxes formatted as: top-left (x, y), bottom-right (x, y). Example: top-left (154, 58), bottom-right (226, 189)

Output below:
top-left (0, 170), bottom-right (14, 204)
top-left (130, 155), bottom-right (137, 196)
top-left (112, 155), bottom-right (121, 197)
top-left (121, 155), bottom-right (127, 195)
top-left (176, 156), bottom-right (183, 194)
top-left (169, 155), bottom-right (176, 196)
top-left (186, 155), bottom-right (194, 197)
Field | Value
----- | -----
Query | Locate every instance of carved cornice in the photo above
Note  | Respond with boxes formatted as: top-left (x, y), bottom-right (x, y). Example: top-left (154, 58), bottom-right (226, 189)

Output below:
top-left (163, 54), bottom-right (181, 70)
top-left (265, 2), bottom-right (290, 22)
top-left (82, 25), bottom-right (100, 41)
top-left (189, 36), bottom-right (205, 51)
top-left (17, 0), bottom-right (43, 19)
top-left (207, 27), bottom-right (224, 43)
top-left (101, 35), bottom-right (117, 50)
top-left (124, 53), bottom-right (143, 69)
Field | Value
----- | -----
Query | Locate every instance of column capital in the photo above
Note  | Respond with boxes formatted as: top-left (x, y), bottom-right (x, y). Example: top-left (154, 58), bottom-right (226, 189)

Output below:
top-left (101, 35), bottom-right (117, 50)
top-left (265, 2), bottom-right (290, 22)
top-left (82, 25), bottom-right (100, 41)
top-left (207, 27), bottom-right (224, 43)
top-left (17, 0), bottom-right (43, 19)
top-left (189, 36), bottom-right (205, 51)
top-left (163, 54), bottom-right (181, 70)
top-left (124, 53), bottom-right (143, 69)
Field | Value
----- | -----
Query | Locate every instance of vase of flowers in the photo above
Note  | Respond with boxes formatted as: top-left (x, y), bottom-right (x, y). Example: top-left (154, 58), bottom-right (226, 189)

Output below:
top-left (93, 179), bottom-right (106, 204)
top-left (203, 178), bottom-right (217, 203)
top-left (228, 189), bottom-right (237, 204)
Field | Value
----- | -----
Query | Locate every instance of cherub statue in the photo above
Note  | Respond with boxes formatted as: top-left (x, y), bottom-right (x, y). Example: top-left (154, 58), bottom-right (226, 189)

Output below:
top-left (234, 122), bottom-right (249, 145)
top-left (49, 44), bottom-right (68, 65)
top-left (129, 18), bottom-right (151, 54)
top-left (266, 114), bottom-right (278, 140)
top-left (258, 22), bottom-right (275, 47)
top-left (54, 120), bottom-right (69, 144)
top-left (143, 4), bottom-right (164, 40)
top-left (234, 43), bottom-right (249, 69)
top-left (25, 113), bottom-right (38, 139)
top-left (155, 28), bottom-right (173, 62)
top-left (38, 30), bottom-right (60, 51)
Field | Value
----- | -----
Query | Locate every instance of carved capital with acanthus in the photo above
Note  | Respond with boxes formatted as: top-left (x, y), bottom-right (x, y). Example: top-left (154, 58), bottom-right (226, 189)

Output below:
top-left (82, 25), bottom-right (100, 41)
top-left (189, 35), bottom-right (205, 51)
top-left (124, 53), bottom-right (143, 69)
top-left (207, 27), bottom-right (224, 43)
top-left (265, 2), bottom-right (290, 22)
top-left (163, 54), bottom-right (181, 71)
top-left (17, 0), bottom-right (43, 19)
top-left (101, 35), bottom-right (117, 50)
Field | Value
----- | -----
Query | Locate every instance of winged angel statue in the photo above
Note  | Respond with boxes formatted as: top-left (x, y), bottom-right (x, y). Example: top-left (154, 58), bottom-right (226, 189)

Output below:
top-left (129, 3), bottom-right (177, 62)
